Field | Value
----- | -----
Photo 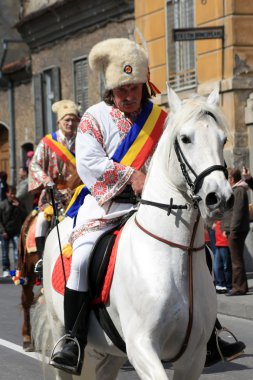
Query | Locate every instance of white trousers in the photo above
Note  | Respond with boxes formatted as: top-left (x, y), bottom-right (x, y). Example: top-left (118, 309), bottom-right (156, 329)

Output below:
top-left (66, 194), bottom-right (135, 292)
top-left (67, 225), bottom-right (116, 292)
top-left (35, 211), bottom-right (49, 238)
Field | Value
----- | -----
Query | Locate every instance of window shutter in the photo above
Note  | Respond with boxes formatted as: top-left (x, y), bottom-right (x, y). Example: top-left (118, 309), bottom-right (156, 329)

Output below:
top-left (52, 66), bottom-right (61, 102)
top-left (33, 74), bottom-right (44, 144)
top-left (74, 58), bottom-right (88, 115)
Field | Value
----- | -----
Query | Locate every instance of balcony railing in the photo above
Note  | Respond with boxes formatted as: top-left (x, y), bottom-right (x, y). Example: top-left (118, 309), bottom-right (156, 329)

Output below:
top-left (169, 68), bottom-right (196, 91)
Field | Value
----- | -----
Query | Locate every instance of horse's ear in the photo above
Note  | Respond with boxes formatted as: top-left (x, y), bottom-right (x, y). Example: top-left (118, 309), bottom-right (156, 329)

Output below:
top-left (167, 83), bottom-right (182, 113)
top-left (207, 87), bottom-right (220, 106)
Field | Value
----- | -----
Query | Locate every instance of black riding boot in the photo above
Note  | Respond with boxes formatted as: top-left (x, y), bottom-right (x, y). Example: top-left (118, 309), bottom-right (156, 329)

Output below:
top-left (50, 287), bottom-right (90, 376)
top-left (205, 322), bottom-right (246, 367)
top-left (34, 237), bottom-right (45, 274)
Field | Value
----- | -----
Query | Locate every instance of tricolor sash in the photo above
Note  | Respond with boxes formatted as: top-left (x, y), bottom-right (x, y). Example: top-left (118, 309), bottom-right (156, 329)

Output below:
top-left (66, 101), bottom-right (167, 218)
top-left (43, 132), bottom-right (76, 167)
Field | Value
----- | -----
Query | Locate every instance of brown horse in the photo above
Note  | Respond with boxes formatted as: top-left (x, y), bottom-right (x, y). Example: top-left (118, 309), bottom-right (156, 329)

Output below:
top-left (18, 212), bottom-right (40, 351)
top-left (18, 167), bottom-right (82, 351)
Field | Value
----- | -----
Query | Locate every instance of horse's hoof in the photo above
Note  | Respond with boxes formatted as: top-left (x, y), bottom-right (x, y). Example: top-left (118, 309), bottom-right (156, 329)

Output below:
top-left (23, 341), bottom-right (35, 352)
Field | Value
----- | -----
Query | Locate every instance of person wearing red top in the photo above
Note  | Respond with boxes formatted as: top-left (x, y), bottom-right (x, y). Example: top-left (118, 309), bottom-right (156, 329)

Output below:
top-left (214, 221), bottom-right (232, 293)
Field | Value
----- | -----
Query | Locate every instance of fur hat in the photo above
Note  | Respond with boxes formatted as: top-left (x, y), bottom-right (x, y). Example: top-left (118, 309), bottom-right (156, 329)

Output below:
top-left (89, 38), bottom-right (149, 90)
top-left (52, 100), bottom-right (80, 121)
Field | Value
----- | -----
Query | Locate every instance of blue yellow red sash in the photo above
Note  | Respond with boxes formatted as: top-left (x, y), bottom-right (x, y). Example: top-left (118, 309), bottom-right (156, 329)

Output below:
top-left (43, 132), bottom-right (76, 167)
top-left (66, 101), bottom-right (167, 218)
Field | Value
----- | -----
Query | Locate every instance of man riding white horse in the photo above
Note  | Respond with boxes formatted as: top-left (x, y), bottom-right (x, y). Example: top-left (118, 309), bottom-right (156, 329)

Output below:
top-left (28, 100), bottom-right (80, 273)
top-left (50, 38), bottom-right (245, 375)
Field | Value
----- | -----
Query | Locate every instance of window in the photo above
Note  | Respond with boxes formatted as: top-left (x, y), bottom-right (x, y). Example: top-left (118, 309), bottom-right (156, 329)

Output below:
top-left (73, 57), bottom-right (89, 115)
top-left (21, 142), bottom-right (34, 168)
top-left (167, 0), bottom-right (196, 91)
top-left (100, 73), bottom-right (106, 100)
top-left (33, 67), bottom-right (61, 143)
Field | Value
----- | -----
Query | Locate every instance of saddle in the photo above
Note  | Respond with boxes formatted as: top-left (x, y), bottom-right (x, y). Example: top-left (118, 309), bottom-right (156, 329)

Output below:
top-left (87, 212), bottom-right (137, 353)
top-left (52, 212), bottom-right (136, 352)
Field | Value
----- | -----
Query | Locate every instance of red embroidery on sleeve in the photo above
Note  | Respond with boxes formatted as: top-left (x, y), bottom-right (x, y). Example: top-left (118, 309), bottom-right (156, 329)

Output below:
top-left (104, 169), bottom-right (118, 185)
top-left (93, 182), bottom-right (107, 196)
top-left (78, 114), bottom-right (103, 144)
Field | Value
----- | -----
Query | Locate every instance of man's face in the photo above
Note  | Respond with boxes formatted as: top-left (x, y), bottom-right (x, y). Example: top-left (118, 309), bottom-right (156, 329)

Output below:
top-left (112, 83), bottom-right (143, 114)
top-left (6, 190), bottom-right (16, 202)
top-left (19, 168), bottom-right (27, 180)
top-left (58, 114), bottom-right (79, 138)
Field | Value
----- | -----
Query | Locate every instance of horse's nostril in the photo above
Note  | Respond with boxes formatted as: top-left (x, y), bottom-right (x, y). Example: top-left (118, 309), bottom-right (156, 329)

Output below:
top-left (226, 194), bottom-right (234, 210)
top-left (206, 192), bottom-right (219, 207)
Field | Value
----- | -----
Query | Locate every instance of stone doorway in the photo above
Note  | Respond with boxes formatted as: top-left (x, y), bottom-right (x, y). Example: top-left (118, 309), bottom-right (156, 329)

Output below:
top-left (0, 124), bottom-right (9, 178)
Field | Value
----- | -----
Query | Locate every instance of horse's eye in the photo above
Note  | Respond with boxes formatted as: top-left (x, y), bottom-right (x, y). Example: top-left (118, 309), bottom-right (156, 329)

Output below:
top-left (181, 135), bottom-right (191, 144)
top-left (223, 137), bottom-right (227, 146)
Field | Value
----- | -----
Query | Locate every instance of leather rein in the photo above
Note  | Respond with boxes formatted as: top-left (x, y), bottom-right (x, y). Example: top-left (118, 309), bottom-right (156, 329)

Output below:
top-left (134, 211), bottom-right (202, 362)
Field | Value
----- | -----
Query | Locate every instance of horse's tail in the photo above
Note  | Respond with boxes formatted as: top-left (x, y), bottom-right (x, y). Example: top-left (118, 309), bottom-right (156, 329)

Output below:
top-left (32, 288), bottom-right (44, 306)
top-left (31, 294), bottom-right (53, 362)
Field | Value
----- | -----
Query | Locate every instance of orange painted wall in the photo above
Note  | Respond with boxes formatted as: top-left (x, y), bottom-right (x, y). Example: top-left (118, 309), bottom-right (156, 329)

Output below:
top-left (135, 0), bottom-right (167, 93)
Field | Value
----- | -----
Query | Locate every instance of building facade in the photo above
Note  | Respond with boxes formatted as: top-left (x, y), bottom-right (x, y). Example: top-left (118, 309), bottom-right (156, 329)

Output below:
top-left (0, 0), bottom-right (134, 183)
top-left (0, 0), bottom-right (252, 267)
top-left (135, 0), bottom-right (253, 171)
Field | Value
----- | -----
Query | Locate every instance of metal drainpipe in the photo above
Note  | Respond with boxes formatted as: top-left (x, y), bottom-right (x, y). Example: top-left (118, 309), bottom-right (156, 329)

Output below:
top-left (0, 39), bottom-right (24, 186)
top-left (8, 79), bottom-right (16, 186)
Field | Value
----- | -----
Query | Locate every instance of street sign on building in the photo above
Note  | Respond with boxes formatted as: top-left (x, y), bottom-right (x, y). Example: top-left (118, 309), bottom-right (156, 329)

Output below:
top-left (173, 26), bottom-right (224, 41)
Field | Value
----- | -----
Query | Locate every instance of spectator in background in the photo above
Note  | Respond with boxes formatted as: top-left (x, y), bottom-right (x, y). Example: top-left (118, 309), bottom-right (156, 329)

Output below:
top-left (221, 168), bottom-right (249, 296)
top-left (0, 171), bottom-right (9, 201)
top-left (242, 166), bottom-right (253, 190)
top-left (26, 151), bottom-right (34, 168)
top-left (206, 225), bottom-right (216, 256)
top-left (16, 167), bottom-right (34, 214)
top-left (214, 221), bottom-right (232, 293)
top-left (0, 186), bottom-right (27, 276)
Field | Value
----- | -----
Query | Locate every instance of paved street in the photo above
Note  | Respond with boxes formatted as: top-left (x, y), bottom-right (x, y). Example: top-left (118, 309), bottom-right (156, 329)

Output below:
top-left (118, 314), bottom-right (253, 380)
top-left (0, 275), bottom-right (252, 380)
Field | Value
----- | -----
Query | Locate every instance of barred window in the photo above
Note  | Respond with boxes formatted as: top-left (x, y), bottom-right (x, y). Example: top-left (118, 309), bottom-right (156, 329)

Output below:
top-left (167, 0), bottom-right (196, 91)
top-left (73, 57), bottom-right (89, 115)
top-left (33, 66), bottom-right (61, 143)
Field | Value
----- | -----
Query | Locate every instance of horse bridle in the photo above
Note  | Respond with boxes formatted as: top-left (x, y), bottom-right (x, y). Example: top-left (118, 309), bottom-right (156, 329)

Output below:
top-left (140, 116), bottom-right (228, 215)
top-left (174, 137), bottom-right (228, 196)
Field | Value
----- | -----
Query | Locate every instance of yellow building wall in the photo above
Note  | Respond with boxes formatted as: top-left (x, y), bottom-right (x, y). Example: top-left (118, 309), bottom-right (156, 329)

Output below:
top-left (135, 0), bottom-right (167, 93)
top-left (196, 0), bottom-right (253, 84)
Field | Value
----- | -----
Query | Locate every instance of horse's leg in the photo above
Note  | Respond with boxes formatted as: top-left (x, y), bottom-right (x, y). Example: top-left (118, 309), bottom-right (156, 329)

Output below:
top-left (172, 346), bottom-right (206, 380)
top-left (87, 347), bottom-right (126, 380)
top-left (21, 283), bottom-right (35, 351)
top-left (55, 369), bottom-right (74, 380)
top-left (21, 253), bottom-right (39, 351)
top-left (126, 338), bottom-right (168, 380)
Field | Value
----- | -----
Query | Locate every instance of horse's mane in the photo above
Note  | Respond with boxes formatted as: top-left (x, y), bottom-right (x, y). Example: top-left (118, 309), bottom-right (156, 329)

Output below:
top-left (145, 93), bottom-right (230, 181)
top-left (164, 93), bottom-right (230, 155)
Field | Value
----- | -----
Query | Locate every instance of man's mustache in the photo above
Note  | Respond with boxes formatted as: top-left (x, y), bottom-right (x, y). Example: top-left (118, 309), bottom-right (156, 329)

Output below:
top-left (121, 100), bottom-right (137, 106)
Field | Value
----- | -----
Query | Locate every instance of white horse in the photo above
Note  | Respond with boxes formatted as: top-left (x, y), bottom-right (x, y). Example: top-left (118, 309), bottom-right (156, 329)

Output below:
top-left (38, 86), bottom-right (234, 380)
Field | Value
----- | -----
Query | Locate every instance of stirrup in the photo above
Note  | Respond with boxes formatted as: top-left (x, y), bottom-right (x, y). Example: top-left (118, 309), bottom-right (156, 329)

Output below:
top-left (215, 326), bottom-right (240, 362)
top-left (50, 334), bottom-right (82, 374)
top-left (34, 259), bottom-right (43, 274)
